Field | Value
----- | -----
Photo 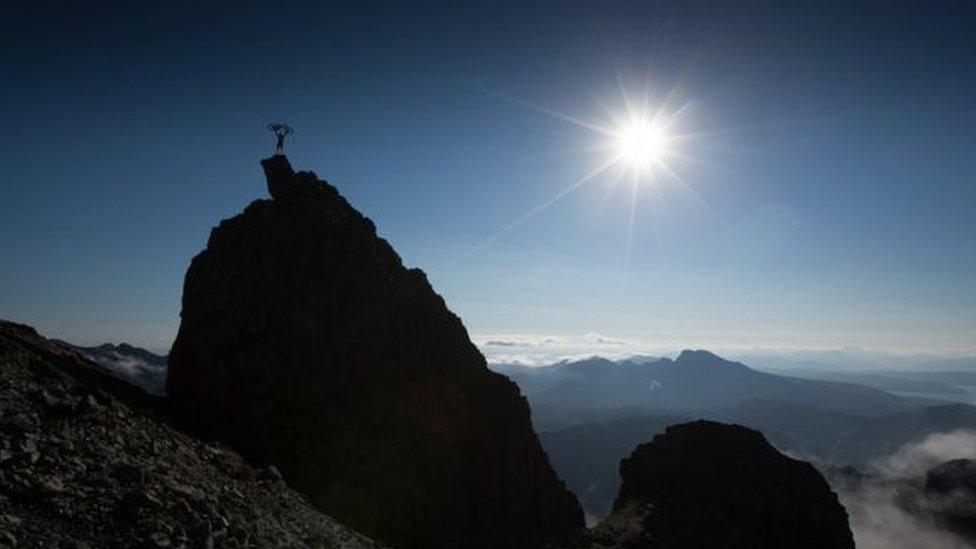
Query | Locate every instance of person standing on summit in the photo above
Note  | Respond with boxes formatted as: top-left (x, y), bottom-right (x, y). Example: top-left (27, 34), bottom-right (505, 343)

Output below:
top-left (267, 123), bottom-right (293, 155)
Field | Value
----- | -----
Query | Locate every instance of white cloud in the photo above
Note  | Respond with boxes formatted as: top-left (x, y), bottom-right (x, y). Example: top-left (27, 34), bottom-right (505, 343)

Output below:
top-left (831, 430), bottom-right (976, 549)
top-left (839, 481), bottom-right (971, 549)
top-left (883, 430), bottom-right (976, 479)
top-left (472, 332), bottom-right (675, 366)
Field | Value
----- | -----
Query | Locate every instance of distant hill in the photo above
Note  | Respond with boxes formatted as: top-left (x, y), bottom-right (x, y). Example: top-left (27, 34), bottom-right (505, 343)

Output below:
top-left (895, 370), bottom-right (976, 386)
top-left (734, 351), bottom-right (976, 373)
top-left (56, 341), bottom-right (167, 395)
top-left (759, 369), bottom-right (968, 396)
top-left (497, 350), bottom-right (920, 418)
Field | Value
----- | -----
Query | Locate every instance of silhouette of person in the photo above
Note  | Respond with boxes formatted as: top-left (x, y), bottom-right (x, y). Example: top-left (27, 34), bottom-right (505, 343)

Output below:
top-left (267, 123), bottom-right (293, 155)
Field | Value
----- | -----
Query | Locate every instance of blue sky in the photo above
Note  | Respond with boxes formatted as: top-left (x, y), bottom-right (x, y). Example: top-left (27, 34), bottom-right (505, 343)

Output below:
top-left (2, 1), bottom-right (974, 354)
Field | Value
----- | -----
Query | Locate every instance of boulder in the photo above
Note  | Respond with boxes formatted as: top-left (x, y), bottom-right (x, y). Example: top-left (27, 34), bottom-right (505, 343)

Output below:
top-left (591, 420), bottom-right (854, 548)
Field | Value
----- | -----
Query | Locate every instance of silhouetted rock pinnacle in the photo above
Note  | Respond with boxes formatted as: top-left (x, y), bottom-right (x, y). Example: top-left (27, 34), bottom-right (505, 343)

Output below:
top-left (166, 156), bottom-right (583, 547)
top-left (588, 420), bottom-right (854, 548)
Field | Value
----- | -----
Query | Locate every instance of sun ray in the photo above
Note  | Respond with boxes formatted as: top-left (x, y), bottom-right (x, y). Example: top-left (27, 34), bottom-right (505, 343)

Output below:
top-left (587, 89), bottom-right (628, 129)
top-left (481, 86), bottom-right (617, 136)
top-left (598, 164), bottom-right (631, 204)
top-left (457, 155), bottom-right (622, 261)
top-left (656, 160), bottom-right (712, 215)
top-left (624, 169), bottom-right (641, 270)
top-left (610, 60), bottom-right (638, 122)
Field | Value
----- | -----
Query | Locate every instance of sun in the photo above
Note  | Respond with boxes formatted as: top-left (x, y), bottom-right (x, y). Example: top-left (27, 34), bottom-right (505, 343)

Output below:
top-left (459, 78), bottom-right (701, 261)
top-left (617, 119), bottom-right (668, 169)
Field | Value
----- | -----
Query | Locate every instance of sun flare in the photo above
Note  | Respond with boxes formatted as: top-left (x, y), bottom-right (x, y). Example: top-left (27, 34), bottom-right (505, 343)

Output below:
top-left (460, 79), bottom-right (701, 261)
top-left (617, 119), bottom-right (668, 169)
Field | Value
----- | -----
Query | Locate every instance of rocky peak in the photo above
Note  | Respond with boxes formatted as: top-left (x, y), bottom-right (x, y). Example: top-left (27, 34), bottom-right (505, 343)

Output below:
top-left (261, 154), bottom-right (326, 200)
top-left (166, 156), bottom-right (583, 547)
top-left (674, 349), bottom-right (718, 362)
top-left (261, 154), bottom-right (294, 197)
top-left (674, 349), bottom-right (749, 372)
top-left (589, 420), bottom-right (854, 548)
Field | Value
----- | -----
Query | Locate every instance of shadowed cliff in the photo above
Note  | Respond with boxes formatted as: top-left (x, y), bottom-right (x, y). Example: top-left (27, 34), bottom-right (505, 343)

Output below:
top-left (166, 155), bottom-right (583, 548)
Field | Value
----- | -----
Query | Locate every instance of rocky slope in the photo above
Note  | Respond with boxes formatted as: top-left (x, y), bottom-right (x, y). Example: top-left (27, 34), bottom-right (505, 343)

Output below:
top-left (0, 318), bottom-right (378, 548)
top-left (166, 155), bottom-right (583, 548)
top-left (587, 420), bottom-right (854, 548)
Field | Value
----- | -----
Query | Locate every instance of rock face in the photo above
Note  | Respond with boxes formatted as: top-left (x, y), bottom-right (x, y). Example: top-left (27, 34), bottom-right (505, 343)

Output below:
top-left (166, 155), bottom-right (583, 547)
top-left (592, 420), bottom-right (854, 548)
top-left (0, 319), bottom-right (378, 548)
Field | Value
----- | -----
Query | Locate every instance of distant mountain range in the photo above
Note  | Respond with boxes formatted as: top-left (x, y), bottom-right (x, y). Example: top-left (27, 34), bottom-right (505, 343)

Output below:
top-left (495, 350), bottom-right (920, 418)
top-left (56, 341), bottom-right (168, 395)
top-left (759, 368), bottom-right (975, 396)
top-left (732, 350), bottom-right (976, 373)
top-left (494, 351), bottom-right (976, 519)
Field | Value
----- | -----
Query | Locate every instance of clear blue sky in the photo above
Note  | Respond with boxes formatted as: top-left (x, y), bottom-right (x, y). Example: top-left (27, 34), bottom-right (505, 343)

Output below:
top-left (2, 1), bottom-right (974, 354)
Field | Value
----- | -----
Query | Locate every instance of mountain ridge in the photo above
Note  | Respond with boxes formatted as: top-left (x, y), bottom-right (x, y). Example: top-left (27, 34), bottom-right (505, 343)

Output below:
top-left (501, 352), bottom-right (918, 417)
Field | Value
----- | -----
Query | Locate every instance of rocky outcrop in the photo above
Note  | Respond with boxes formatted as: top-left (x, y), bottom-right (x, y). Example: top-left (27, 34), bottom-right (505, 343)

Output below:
top-left (926, 458), bottom-right (976, 496)
top-left (925, 458), bottom-right (976, 540)
top-left (589, 420), bottom-right (854, 548)
top-left (166, 156), bottom-right (583, 547)
top-left (0, 318), bottom-right (378, 548)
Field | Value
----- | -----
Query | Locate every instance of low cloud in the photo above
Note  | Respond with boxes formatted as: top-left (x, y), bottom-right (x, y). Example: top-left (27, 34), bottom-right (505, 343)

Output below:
top-left (481, 336), bottom-right (563, 349)
top-left (839, 481), bottom-right (970, 549)
top-left (584, 332), bottom-right (634, 347)
top-left (472, 332), bottom-right (668, 366)
top-left (830, 430), bottom-right (976, 549)
top-left (882, 430), bottom-right (976, 479)
top-left (483, 340), bottom-right (520, 348)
